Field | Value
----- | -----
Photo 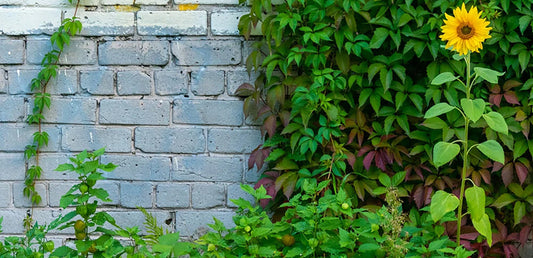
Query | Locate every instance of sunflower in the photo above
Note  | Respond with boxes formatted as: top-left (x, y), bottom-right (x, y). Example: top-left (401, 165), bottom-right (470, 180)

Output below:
top-left (440, 3), bottom-right (492, 56)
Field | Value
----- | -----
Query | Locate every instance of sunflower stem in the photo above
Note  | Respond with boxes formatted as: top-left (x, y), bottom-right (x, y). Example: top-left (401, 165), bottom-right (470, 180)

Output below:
top-left (456, 52), bottom-right (471, 246)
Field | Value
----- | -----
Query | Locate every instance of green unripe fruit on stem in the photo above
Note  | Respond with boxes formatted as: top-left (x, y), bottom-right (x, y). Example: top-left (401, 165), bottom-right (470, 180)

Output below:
top-left (87, 179), bottom-right (96, 187)
top-left (281, 235), bottom-right (295, 246)
top-left (341, 203), bottom-right (350, 210)
top-left (79, 184), bottom-right (89, 194)
top-left (74, 220), bottom-right (86, 232)
top-left (44, 240), bottom-right (55, 252)
top-left (207, 244), bottom-right (216, 252)
top-left (244, 226), bottom-right (251, 232)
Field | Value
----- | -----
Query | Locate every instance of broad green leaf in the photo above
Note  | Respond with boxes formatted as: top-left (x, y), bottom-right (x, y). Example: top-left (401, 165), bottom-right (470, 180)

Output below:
top-left (472, 213), bottom-right (492, 247)
top-left (55, 163), bottom-right (75, 171)
top-left (430, 190), bottom-right (459, 222)
top-left (424, 103), bottom-right (455, 119)
top-left (391, 171), bottom-right (406, 187)
top-left (514, 201), bottom-right (526, 226)
top-left (460, 98), bottom-right (485, 122)
top-left (465, 186), bottom-right (486, 221)
top-left (474, 67), bottom-right (504, 84)
top-left (369, 28), bottom-right (388, 49)
top-left (431, 72), bottom-right (458, 85)
top-left (483, 112), bottom-right (508, 135)
top-left (491, 193), bottom-right (516, 208)
top-left (378, 173), bottom-right (391, 187)
top-left (433, 141), bottom-right (461, 168)
top-left (476, 140), bottom-right (505, 164)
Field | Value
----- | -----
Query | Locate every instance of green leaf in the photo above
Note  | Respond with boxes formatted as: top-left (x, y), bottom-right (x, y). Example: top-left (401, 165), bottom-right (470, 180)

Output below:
top-left (378, 173), bottom-right (391, 187)
top-left (460, 98), bottom-right (485, 123)
top-left (369, 28), bottom-right (388, 49)
top-left (518, 50), bottom-right (531, 73)
top-left (473, 67), bottom-right (504, 84)
top-left (391, 171), bottom-right (406, 186)
top-left (358, 243), bottom-right (380, 252)
top-left (491, 193), bottom-right (516, 209)
top-left (430, 190), bottom-right (459, 222)
top-left (476, 140), bottom-right (505, 164)
top-left (514, 201), bottom-right (526, 226)
top-left (424, 103), bottom-right (455, 119)
top-left (433, 141), bottom-right (461, 168)
top-left (465, 185), bottom-right (486, 221)
top-left (55, 163), bottom-right (75, 172)
top-left (431, 72), bottom-right (458, 85)
top-left (483, 112), bottom-right (508, 135)
top-left (59, 194), bottom-right (76, 208)
top-left (472, 213), bottom-right (492, 247)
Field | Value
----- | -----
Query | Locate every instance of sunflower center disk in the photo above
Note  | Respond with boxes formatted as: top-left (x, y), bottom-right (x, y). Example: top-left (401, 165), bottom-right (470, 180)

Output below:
top-left (458, 25), bottom-right (474, 39)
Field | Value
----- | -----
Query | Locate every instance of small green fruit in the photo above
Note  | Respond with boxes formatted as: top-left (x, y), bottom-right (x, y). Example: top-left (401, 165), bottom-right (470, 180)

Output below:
top-left (79, 184), bottom-right (89, 193)
top-left (341, 203), bottom-right (350, 210)
top-left (281, 234), bottom-right (295, 246)
top-left (244, 226), bottom-right (251, 232)
top-left (207, 244), bottom-right (216, 252)
top-left (87, 179), bottom-right (96, 187)
top-left (33, 252), bottom-right (43, 258)
top-left (75, 232), bottom-right (86, 240)
top-left (74, 220), bottom-right (86, 232)
top-left (43, 240), bottom-right (54, 252)
top-left (76, 205), bottom-right (88, 217)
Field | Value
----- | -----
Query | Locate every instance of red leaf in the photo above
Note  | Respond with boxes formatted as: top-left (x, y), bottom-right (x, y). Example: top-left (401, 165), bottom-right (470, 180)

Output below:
top-left (521, 120), bottom-right (530, 139)
top-left (357, 145), bottom-right (373, 156)
top-left (479, 169), bottom-right (491, 184)
top-left (347, 129), bottom-right (356, 145)
top-left (412, 185), bottom-right (424, 208)
top-left (472, 171), bottom-right (481, 186)
top-left (503, 79), bottom-right (522, 91)
top-left (262, 115), bottom-right (277, 138)
top-left (519, 226), bottom-right (531, 245)
top-left (279, 110), bottom-right (291, 127)
top-left (424, 187), bottom-right (433, 207)
top-left (490, 94), bottom-right (502, 107)
top-left (235, 83), bottom-right (255, 96)
top-left (501, 163), bottom-right (514, 186)
top-left (514, 162), bottom-right (529, 185)
top-left (248, 147), bottom-right (262, 169)
top-left (490, 84), bottom-right (501, 93)
top-left (363, 151), bottom-right (375, 170)
top-left (503, 91), bottom-right (520, 105)
top-left (375, 151), bottom-right (386, 171)
top-left (493, 161), bottom-right (504, 172)
top-left (346, 152), bottom-right (356, 169)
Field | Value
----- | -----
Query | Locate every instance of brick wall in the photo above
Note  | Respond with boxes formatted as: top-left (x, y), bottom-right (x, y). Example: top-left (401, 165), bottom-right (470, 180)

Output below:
top-left (0, 0), bottom-right (262, 240)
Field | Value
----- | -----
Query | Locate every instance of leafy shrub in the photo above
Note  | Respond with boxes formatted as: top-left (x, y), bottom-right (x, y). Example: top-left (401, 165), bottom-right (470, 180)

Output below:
top-left (238, 0), bottom-right (533, 255)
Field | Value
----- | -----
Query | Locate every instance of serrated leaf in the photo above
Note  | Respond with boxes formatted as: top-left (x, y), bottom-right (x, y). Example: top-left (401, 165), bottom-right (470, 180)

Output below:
top-left (460, 98), bottom-right (485, 123)
top-left (476, 140), bottom-right (505, 164)
top-left (474, 67), bottom-right (504, 84)
top-left (430, 190), bottom-right (459, 222)
top-left (431, 72), bottom-right (458, 85)
top-left (424, 103), bottom-right (455, 118)
top-left (433, 141), bottom-right (461, 168)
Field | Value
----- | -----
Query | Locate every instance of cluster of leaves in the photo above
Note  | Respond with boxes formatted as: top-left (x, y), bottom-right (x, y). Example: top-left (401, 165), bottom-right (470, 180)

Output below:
top-left (238, 0), bottom-right (533, 255)
top-left (23, 0), bottom-right (83, 227)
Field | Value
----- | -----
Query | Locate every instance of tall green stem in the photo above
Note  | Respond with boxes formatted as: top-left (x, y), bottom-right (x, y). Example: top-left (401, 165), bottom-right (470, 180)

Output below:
top-left (456, 53), bottom-right (471, 245)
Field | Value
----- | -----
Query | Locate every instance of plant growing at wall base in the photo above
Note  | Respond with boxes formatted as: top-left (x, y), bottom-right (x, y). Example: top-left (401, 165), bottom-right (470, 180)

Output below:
top-left (23, 0), bottom-right (83, 229)
top-left (425, 3), bottom-right (506, 247)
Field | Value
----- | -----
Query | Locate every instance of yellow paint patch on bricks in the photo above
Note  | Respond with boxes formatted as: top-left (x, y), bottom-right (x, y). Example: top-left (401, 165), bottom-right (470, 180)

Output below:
top-left (178, 4), bottom-right (199, 11)
top-left (114, 5), bottom-right (141, 12)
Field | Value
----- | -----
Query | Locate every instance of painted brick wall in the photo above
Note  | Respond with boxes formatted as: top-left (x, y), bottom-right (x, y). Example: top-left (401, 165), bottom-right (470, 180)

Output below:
top-left (0, 0), bottom-right (262, 241)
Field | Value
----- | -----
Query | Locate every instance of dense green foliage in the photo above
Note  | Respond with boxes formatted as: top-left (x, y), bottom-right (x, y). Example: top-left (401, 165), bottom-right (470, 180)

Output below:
top-left (238, 0), bottom-right (533, 255)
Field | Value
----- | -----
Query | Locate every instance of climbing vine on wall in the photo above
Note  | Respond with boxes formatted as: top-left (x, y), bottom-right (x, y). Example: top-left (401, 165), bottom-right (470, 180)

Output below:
top-left (24, 0), bottom-right (83, 228)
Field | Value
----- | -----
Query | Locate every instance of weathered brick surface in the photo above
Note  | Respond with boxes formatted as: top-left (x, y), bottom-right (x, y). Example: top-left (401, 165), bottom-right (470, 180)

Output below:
top-left (171, 40), bottom-right (241, 66)
top-left (135, 127), bottom-right (205, 154)
top-left (227, 183), bottom-right (255, 208)
top-left (99, 41), bottom-right (169, 65)
top-left (0, 2), bottom-right (261, 240)
top-left (0, 40), bottom-right (24, 64)
top-left (172, 155), bottom-right (243, 182)
top-left (116, 71), bottom-right (152, 95)
top-left (137, 11), bottom-right (207, 36)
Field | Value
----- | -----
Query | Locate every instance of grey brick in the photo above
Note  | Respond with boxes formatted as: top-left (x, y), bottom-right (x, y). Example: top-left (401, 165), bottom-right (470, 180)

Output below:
top-left (0, 209), bottom-right (26, 233)
top-left (226, 68), bottom-right (260, 96)
top-left (173, 99), bottom-right (243, 126)
top-left (100, 99), bottom-right (170, 125)
top-left (120, 182), bottom-right (153, 208)
top-left (175, 211), bottom-right (235, 237)
top-left (227, 184), bottom-right (255, 208)
top-left (171, 40), bottom-right (241, 66)
top-left (211, 11), bottom-right (249, 36)
top-left (0, 69), bottom-right (6, 93)
top-left (208, 128), bottom-right (262, 153)
top-left (13, 182), bottom-right (47, 207)
top-left (156, 183), bottom-right (190, 208)
top-left (172, 155), bottom-right (243, 182)
top-left (63, 11), bottom-right (135, 36)
top-left (94, 181), bottom-right (120, 205)
top-left (135, 0), bottom-right (168, 4)
top-left (48, 182), bottom-right (74, 207)
top-left (30, 154), bottom-right (78, 180)
top-left (99, 41), bottom-right (169, 65)
top-left (190, 69), bottom-right (224, 96)
top-left (62, 126), bottom-right (132, 152)
top-left (135, 127), bottom-right (205, 154)
top-left (519, 244), bottom-right (533, 258)
top-left (0, 8), bottom-right (61, 35)
top-left (48, 70), bottom-right (78, 95)
top-left (116, 71), bottom-right (152, 95)
top-left (8, 69), bottom-right (77, 95)
top-left (192, 183), bottom-right (225, 209)
top-left (154, 70), bottom-right (188, 95)
top-left (137, 11), bottom-right (207, 36)
top-left (80, 70), bottom-right (115, 95)
top-left (41, 98), bottom-right (96, 124)
top-left (0, 124), bottom-right (60, 151)
top-left (101, 154), bottom-right (171, 181)
top-left (175, 0), bottom-right (238, 4)
top-left (108, 210), bottom-right (173, 234)
top-left (26, 39), bottom-right (97, 65)
top-left (0, 154), bottom-right (25, 180)
top-left (0, 40), bottom-right (24, 64)
top-left (0, 183), bottom-right (12, 207)
top-left (0, 96), bottom-right (25, 122)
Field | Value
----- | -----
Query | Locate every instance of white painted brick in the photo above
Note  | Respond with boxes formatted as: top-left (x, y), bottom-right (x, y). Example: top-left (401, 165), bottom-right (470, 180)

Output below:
top-left (211, 11), bottom-right (247, 35)
top-left (0, 8), bottom-right (61, 35)
top-left (137, 11), bottom-right (207, 36)
top-left (136, 0), bottom-right (169, 5)
top-left (101, 0), bottom-right (135, 5)
top-left (63, 10), bottom-right (135, 36)
top-left (175, 0), bottom-right (238, 4)
top-left (0, 0), bottom-right (24, 5)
